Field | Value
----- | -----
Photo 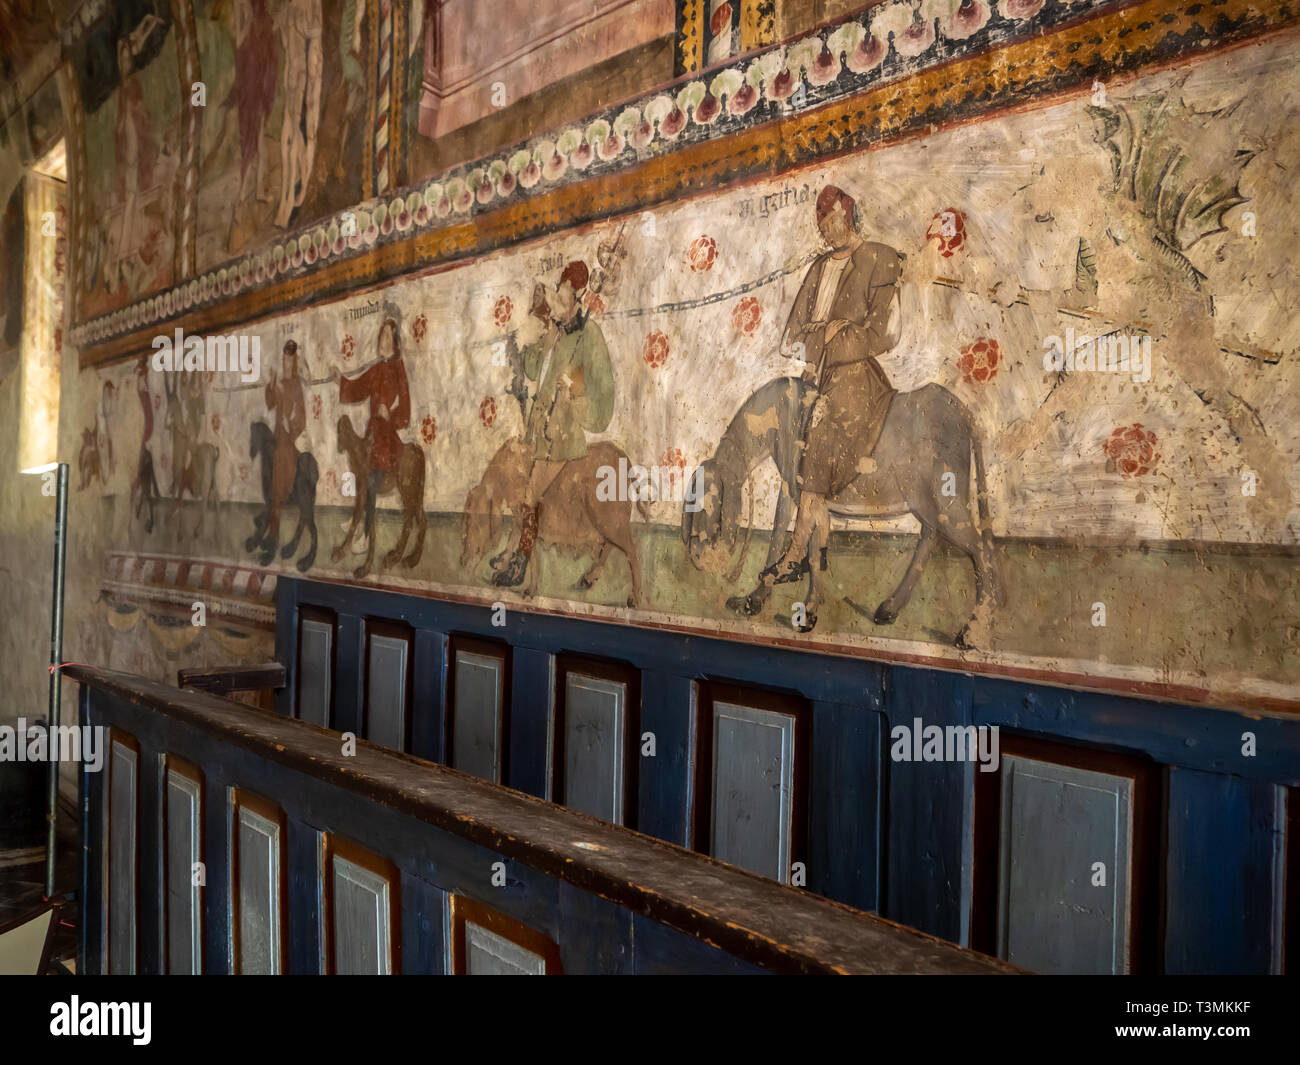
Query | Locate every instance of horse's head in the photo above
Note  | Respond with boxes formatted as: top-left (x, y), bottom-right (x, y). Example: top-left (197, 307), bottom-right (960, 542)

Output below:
top-left (460, 482), bottom-right (499, 570)
top-left (681, 461), bottom-right (739, 572)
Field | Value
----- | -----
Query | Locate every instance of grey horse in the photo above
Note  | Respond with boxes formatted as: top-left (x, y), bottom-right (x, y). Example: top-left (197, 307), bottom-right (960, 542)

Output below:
top-left (682, 376), bottom-right (999, 648)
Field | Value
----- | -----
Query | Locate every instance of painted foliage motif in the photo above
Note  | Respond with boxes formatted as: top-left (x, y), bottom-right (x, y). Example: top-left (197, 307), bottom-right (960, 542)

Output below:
top-left (91, 38), bottom-right (1300, 703)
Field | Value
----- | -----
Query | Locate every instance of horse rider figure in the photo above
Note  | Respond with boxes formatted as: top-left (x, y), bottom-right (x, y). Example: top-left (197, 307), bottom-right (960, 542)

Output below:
top-left (491, 259), bottom-right (616, 587)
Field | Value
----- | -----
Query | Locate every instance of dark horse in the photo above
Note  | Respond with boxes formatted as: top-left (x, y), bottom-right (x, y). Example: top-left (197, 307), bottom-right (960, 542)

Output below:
top-left (682, 376), bottom-right (1000, 648)
top-left (247, 421), bottom-right (319, 571)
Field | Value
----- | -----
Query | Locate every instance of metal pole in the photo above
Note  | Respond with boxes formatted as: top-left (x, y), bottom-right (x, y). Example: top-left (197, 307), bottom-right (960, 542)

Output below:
top-left (45, 462), bottom-right (69, 898)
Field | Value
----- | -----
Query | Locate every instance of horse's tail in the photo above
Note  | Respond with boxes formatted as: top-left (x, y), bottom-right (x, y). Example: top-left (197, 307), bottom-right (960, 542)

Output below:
top-left (971, 429), bottom-right (992, 531)
top-left (970, 426), bottom-right (1002, 605)
top-left (723, 478), bottom-right (756, 584)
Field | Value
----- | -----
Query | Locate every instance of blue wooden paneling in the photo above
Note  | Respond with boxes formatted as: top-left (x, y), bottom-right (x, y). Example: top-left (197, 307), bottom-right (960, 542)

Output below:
top-left (399, 872), bottom-right (445, 974)
top-left (78, 687), bottom-right (105, 976)
top-left (410, 629), bottom-right (447, 763)
top-left (629, 912), bottom-right (767, 975)
top-left (274, 590), bottom-right (298, 718)
top-left (508, 647), bottom-right (552, 799)
top-left (884, 667), bottom-right (972, 944)
top-left (334, 614), bottom-right (366, 738)
top-left (286, 817), bottom-right (322, 974)
top-left (973, 679), bottom-right (1300, 785)
top-left (809, 699), bottom-right (881, 913)
top-left (1165, 768), bottom-right (1282, 974)
top-left (138, 745), bottom-right (164, 974)
top-left (556, 880), bottom-right (635, 974)
top-left (271, 577), bottom-right (1300, 973)
top-left (201, 762), bottom-right (231, 975)
top-left (637, 670), bottom-right (694, 846)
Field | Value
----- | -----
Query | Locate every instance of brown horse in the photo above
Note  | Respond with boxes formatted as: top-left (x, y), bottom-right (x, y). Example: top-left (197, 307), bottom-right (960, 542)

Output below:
top-left (333, 414), bottom-right (427, 580)
top-left (461, 439), bottom-right (645, 607)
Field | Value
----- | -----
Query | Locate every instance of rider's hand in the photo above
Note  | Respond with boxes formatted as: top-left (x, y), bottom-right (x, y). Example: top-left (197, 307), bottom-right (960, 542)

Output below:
top-left (825, 319), bottom-right (852, 343)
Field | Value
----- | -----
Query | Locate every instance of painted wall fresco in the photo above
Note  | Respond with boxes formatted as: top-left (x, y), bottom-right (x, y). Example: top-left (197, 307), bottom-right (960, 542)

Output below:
top-left (72, 1), bottom-right (182, 318)
top-left (72, 34), bottom-right (1300, 707)
top-left (193, 0), bottom-right (374, 268)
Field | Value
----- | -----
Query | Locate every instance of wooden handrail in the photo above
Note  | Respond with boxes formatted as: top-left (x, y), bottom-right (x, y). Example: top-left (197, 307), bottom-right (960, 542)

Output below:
top-left (70, 663), bottom-right (1018, 975)
top-left (177, 662), bottom-right (286, 696)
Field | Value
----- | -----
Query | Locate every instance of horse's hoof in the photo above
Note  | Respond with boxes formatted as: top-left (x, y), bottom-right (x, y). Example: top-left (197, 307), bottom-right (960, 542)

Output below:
top-left (353, 563), bottom-right (372, 581)
top-left (626, 596), bottom-right (637, 608)
top-left (726, 593), bottom-right (764, 617)
top-left (280, 543), bottom-right (296, 560)
top-left (244, 536), bottom-right (260, 552)
top-left (955, 624), bottom-right (979, 651)
top-left (492, 553), bottom-right (528, 587)
top-left (874, 602), bottom-right (898, 625)
top-left (759, 557), bottom-right (811, 586)
top-left (575, 574), bottom-right (595, 590)
top-left (330, 547), bottom-right (346, 563)
top-left (383, 551), bottom-right (402, 568)
top-left (296, 555), bottom-right (313, 573)
top-left (793, 610), bottom-right (818, 634)
top-left (258, 548), bottom-right (275, 567)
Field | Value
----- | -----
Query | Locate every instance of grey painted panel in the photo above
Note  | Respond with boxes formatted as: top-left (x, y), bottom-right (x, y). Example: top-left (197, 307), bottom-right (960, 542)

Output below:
top-left (367, 633), bottom-right (409, 750)
top-left (165, 770), bottom-right (202, 975)
top-left (299, 619), bottom-right (333, 727)
top-left (710, 703), bottom-right (794, 883)
top-left (452, 651), bottom-right (503, 782)
top-left (237, 807), bottom-right (282, 975)
top-left (563, 674), bottom-right (625, 824)
top-left (108, 741), bottom-right (137, 975)
top-left (465, 922), bottom-right (545, 975)
top-left (998, 755), bottom-right (1133, 974)
top-left (333, 857), bottom-right (391, 975)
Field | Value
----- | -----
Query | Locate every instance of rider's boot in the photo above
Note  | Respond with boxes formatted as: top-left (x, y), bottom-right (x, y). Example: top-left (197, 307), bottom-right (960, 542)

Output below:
top-left (492, 507), bottom-right (539, 587)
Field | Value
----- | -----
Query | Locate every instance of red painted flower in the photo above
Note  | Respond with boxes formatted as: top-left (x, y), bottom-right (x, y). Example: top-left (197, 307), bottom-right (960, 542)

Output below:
top-left (926, 207), bottom-right (967, 258)
top-left (160, 453), bottom-right (169, 472)
top-left (479, 395), bottom-right (498, 428)
top-left (342, 334), bottom-right (356, 361)
top-left (420, 414), bottom-right (437, 445)
top-left (732, 296), bottom-right (762, 336)
top-left (493, 295), bottom-right (513, 329)
top-left (239, 464), bottom-right (248, 482)
top-left (324, 469), bottom-right (338, 491)
top-left (211, 413), bottom-right (221, 433)
top-left (311, 393), bottom-right (323, 421)
top-left (643, 330), bottom-right (670, 368)
top-left (412, 313), bottom-right (428, 343)
top-left (1104, 423), bottom-right (1160, 479)
top-left (659, 447), bottom-right (686, 488)
top-left (154, 394), bottom-right (162, 411)
top-left (958, 337), bottom-right (1000, 384)
top-left (687, 235), bottom-right (717, 273)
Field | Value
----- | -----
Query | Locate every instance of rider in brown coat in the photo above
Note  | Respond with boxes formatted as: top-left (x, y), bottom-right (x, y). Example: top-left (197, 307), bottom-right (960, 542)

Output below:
top-left (760, 185), bottom-right (903, 587)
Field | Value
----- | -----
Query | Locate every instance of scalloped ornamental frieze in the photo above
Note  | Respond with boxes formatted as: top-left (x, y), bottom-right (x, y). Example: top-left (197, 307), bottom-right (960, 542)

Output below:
top-left (73, 0), bottom-right (1300, 361)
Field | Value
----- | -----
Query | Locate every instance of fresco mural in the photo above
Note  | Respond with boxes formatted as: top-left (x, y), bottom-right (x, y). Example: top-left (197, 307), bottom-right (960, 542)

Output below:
top-left (0, 185), bottom-right (24, 380)
top-left (73, 1), bottom-right (181, 318)
top-left (194, 0), bottom-right (373, 267)
top-left (73, 34), bottom-right (1300, 706)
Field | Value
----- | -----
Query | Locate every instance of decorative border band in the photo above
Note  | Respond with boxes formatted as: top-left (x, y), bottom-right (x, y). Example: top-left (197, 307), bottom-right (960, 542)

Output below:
top-left (74, 0), bottom-right (1300, 365)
